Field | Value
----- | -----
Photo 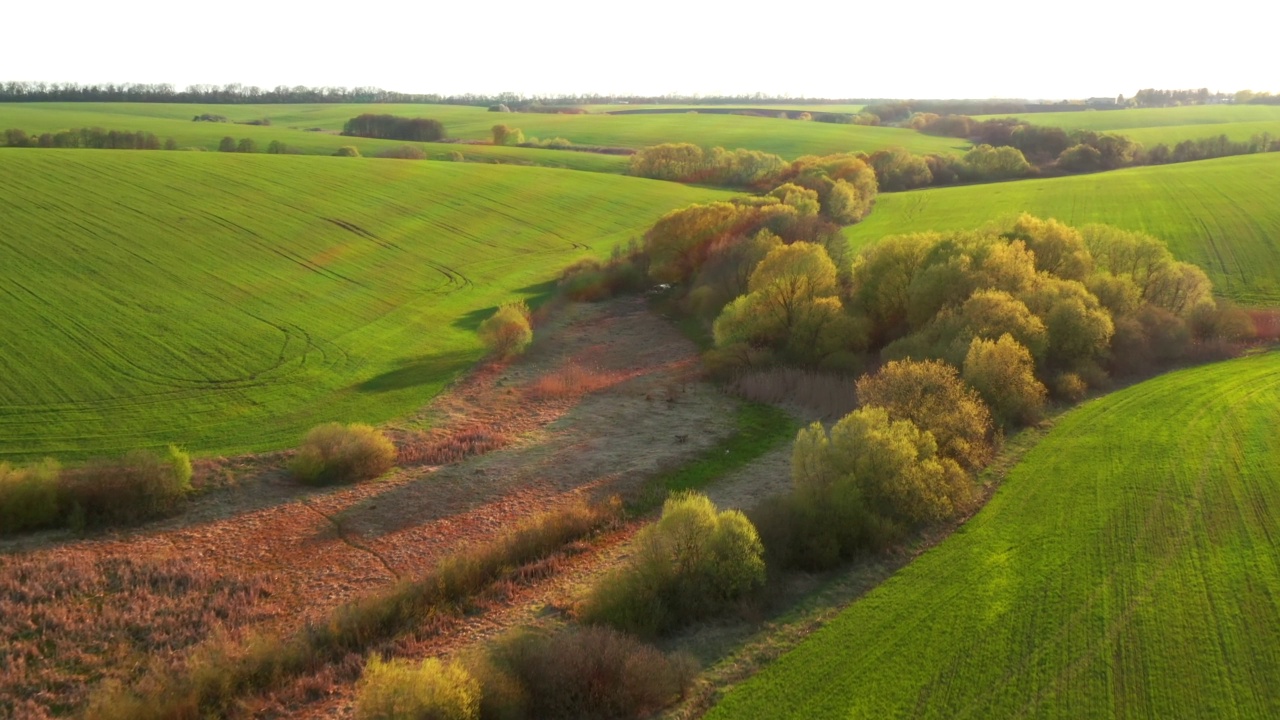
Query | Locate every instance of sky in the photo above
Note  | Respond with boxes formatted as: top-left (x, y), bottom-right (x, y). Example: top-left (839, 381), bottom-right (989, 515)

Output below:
top-left (3, 0), bottom-right (1275, 100)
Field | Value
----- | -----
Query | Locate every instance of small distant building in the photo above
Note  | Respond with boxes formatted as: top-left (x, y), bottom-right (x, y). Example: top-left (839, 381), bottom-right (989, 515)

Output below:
top-left (1085, 97), bottom-right (1118, 108)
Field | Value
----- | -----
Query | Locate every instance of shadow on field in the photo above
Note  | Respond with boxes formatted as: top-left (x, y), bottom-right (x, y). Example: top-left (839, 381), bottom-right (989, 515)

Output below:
top-left (450, 280), bottom-right (560, 331)
top-left (357, 351), bottom-right (476, 393)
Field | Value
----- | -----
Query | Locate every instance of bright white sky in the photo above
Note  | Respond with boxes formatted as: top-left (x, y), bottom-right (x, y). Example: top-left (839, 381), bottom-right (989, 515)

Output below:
top-left (4, 0), bottom-right (1275, 100)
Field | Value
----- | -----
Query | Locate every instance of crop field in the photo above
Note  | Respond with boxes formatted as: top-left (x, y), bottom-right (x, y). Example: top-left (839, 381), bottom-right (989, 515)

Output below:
top-left (0, 102), bottom-right (965, 159)
top-left (846, 153), bottom-right (1280, 304)
top-left (975, 105), bottom-right (1280, 147)
top-left (710, 351), bottom-right (1280, 720)
top-left (0, 149), bottom-right (731, 458)
top-left (0, 103), bottom-right (629, 173)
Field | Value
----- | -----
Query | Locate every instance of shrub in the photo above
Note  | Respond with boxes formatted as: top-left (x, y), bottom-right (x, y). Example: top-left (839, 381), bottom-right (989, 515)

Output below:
top-left (236, 138), bottom-right (257, 153)
top-left (288, 423), bottom-right (396, 485)
top-left (378, 145), bottom-right (427, 160)
top-left (856, 359), bottom-right (995, 470)
top-left (794, 407), bottom-right (972, 527)
top-left (335, 145), bottom-right (362, 157)
top-left (478, 626), bottom-right (696, 720)
top-left (60, 445), bottom-right (193, 528)
top-left (582, 491), bottom-right (764, 637)
top-left (218, 136), bottom-right (236, 152)
top-left (355, 655), bottom-right (479, 720)
top-left (0, 459), bottom-right (61, 533)
top-left (448, 151), bottom-right (465, 162)
top-left (1052, 372), bottom-right (1088, 401)
top-left (477, 302), bottom-right (532, 358)
top-left (963, 334), bottom-right (1047, 427)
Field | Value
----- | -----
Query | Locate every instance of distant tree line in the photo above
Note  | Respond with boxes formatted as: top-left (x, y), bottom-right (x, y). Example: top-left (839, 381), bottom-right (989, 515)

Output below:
top-left (3, 127), bottom-right (167, 150)
top-left (342, 114), bottom-right (445, 142)
top-left (1, 127), bottom-right (302, 154)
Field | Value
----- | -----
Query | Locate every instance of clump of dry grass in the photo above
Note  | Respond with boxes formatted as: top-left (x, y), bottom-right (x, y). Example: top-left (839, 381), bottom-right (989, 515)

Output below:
top-left (0, 554), bottom-right (270, 718)
top-left (526, 363), bottom-right (624, 399)
top-left (397, 423), bottom-right (511, 466)
top-left (730, 368), bottom-right (858, 420)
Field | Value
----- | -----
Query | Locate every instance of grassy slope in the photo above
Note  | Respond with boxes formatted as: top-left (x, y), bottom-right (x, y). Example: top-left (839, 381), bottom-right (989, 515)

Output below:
top-left (845, 153), bottom-right (1280, 304)
top-left (710, 351), bottom-right (1280, 720)
top-left (974, 105), bottom-right (1280, 146)
top-left (0, 150), bottom-right (732, 459)
top-left (0, 102), bottom-right (964, 159)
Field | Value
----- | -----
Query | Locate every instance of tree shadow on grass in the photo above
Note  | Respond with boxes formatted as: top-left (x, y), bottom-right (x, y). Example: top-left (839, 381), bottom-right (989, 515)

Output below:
top-left (450, 280), bottom-right (560, 331)
top-left (356, 351), bottom-right (477, 393)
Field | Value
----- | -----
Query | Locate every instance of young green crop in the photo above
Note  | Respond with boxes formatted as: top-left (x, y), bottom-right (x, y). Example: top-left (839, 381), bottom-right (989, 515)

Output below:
top-left (0, 102), bottom-right (965, 159)
top-left (0, 150), bottom-right (732, 459)
top-left (710, 351), bottom-right (1280, 720)
top-left (846, 153), bottom-right (1280, 304)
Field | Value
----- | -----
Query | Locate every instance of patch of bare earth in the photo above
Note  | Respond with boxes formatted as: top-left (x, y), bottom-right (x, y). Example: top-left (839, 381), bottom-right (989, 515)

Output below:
top-left (0, 296), bottom-right (742, 719)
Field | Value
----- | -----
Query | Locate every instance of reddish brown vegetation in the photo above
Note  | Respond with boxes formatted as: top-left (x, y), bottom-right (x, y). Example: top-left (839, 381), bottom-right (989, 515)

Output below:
top-left (0, 554), bottom-right (271, 719)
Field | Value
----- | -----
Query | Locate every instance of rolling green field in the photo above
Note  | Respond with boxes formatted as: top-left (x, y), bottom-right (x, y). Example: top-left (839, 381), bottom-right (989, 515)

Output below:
top-left (846, 153), bottom-right (1280, 305)
top-left (0, 150), bottom-right (732, 459)
top-left (975, 105), bottom-right (1280, 147)
top-left (0, 102), bottom-right (964, 160)
top-left (710, 351), bottom-right (1280, 720)
top-left (0, 103), bottom-right (629, 173)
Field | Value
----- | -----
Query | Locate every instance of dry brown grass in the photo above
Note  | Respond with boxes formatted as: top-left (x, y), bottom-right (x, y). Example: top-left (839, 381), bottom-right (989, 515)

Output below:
top-left (1249, 309), bottom-right (1280, 342)
top-left (0, 554), bottom-right (270, 719)
top-left (730, 368), bottom-right (858, 420)
top-left (526, 363), bottom-right (628, 400)
top-left (396, 423), bottom-right (512, 466)
top-left (83, 500), bottom-right (622, 720)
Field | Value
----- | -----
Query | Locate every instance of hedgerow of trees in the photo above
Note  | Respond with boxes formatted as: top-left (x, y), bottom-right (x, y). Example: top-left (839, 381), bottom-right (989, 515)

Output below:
top-left (342, 114), bottom-right (445, 142)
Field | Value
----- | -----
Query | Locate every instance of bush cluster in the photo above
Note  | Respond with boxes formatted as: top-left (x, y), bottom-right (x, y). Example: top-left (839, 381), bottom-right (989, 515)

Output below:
top-left (288, 423), bottom-right (396, 485)
top-left (355, 656), bottom-right (480, 720)
top-left (581, 491), bottom-right (765, 637)
top-left (465, 626), bottom-right (695, 720)
top-left (0, 446), bottom-right (192, 534)
top-left (558, 241), bottom-right (648, 302)
top-left (477, 301), bottom-right (533, 358)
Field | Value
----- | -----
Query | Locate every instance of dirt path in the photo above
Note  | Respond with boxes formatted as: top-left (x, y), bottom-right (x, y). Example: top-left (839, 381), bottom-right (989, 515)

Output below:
top-left (1, 297), bottom-right (743, 719)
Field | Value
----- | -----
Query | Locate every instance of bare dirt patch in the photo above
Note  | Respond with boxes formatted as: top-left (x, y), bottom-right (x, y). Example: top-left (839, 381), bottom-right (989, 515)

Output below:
top-left (0, 296), bottom-right (741, 719)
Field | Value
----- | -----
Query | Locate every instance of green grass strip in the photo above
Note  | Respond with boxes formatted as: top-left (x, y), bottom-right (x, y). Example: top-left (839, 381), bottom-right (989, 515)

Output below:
top-left (635, 401), bottom-right (797, 512)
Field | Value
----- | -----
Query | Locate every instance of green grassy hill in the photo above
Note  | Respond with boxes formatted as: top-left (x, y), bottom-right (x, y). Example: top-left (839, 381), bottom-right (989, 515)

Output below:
top-left (0, 150), bottom-right (732, 459)
top-left (0, 102), bottom-right (964, 160)
top-left (974, 105), bottom-right (1280, 147)
top-left (845, 153), bottom-right (1280, 304)
top-left (710, 351), bottom-right (1280, 720)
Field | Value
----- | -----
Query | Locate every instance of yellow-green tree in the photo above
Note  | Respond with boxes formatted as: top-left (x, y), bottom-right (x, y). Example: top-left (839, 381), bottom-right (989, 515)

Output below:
top-left (477, 301), bottom-right (532, 358)
top-left (963, 334), bottom-right (1048, 427)
top-left (793, 406), bottom-right (972, 525)
top-left (856, 359), bottom-right (994, 470)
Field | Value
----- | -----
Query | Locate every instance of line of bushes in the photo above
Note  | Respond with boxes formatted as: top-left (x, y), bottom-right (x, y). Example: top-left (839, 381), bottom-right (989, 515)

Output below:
top-left (0, 446), bottom-right (192, 534)
top-left (86, 499), bottom-right (623, 719)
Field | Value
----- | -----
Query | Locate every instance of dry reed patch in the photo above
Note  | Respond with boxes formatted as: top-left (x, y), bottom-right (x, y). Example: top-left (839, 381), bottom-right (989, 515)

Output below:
top-left (730, 368), bottom-right (858, 421)
top-left (1248, 309), bottom-right (1280, 342)
top-left (0, 553), bottom-right (271, 719)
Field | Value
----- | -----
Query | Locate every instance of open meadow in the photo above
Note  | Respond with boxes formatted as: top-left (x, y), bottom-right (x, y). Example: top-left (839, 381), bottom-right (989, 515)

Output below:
top-left (846, 153), bottom-right (1280, 304)
top-left (0, 149), bottom-right (731, 458)
top-left (975, 104), bottom-right (1280, 147)
top-left (709, 350), bottom-right (1280, 720)
top-left (0, 102), bottom-right (965, 159)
